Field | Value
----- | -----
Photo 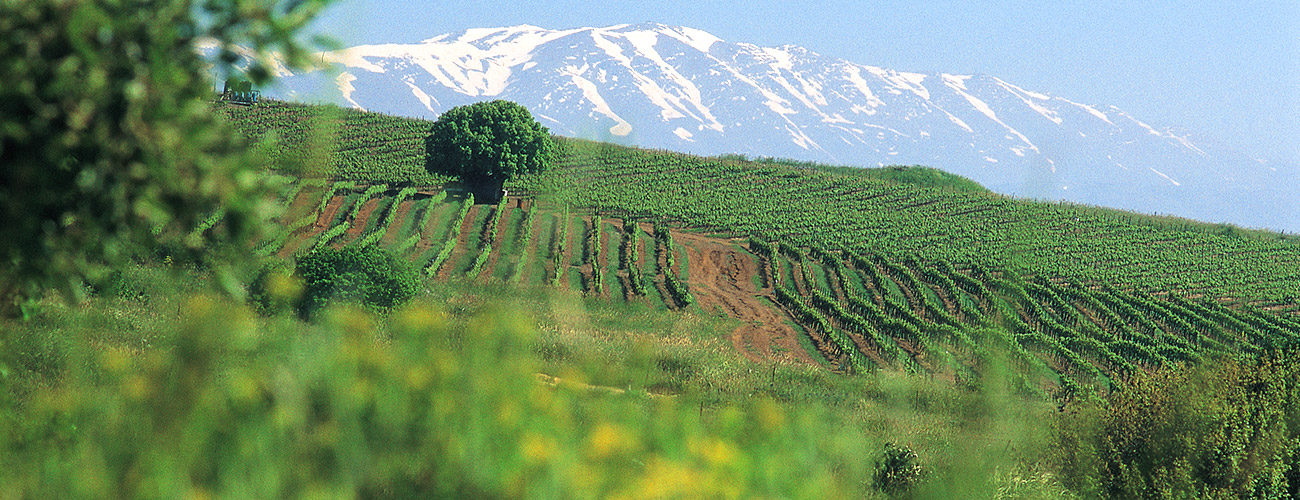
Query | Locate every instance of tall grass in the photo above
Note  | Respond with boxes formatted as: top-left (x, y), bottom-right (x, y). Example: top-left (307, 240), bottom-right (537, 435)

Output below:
top-left (0, 263), bottom-right (1074, 498)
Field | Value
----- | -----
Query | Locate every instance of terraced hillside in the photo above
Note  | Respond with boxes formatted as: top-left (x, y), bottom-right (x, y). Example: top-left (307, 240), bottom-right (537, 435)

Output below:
top-left (224, 100), bottom-right (1300, 390)
top-left (254, 182), bottom-right (698, 310)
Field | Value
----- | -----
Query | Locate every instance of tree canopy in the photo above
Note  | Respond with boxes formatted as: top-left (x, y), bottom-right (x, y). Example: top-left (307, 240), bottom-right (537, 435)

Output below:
top-left (424, 100), bottom-right (554, 189)
top-left (0, 0), bottom-right (331, 316)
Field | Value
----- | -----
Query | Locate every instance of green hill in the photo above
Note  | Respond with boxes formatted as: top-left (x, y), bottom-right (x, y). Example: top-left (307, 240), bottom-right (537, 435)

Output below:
top-left (715, 154), bottom-right (993, 194)
top-left (221, 100), bottom-right (1300, 392)
top-left (226, 100), bottom-right (1300, 305)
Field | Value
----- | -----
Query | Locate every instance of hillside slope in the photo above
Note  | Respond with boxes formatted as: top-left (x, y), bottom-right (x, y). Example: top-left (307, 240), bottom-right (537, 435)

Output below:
top-left (225, 101), bottom-right (1300, 304)
top-left (246, 178), bottom-right (1299, 392)
top-left (219, 100), bottom-right (1300, 395)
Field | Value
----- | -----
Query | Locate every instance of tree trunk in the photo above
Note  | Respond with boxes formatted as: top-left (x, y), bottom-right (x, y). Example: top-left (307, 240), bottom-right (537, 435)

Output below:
top-left (469, 178), bottom-right (506, 204)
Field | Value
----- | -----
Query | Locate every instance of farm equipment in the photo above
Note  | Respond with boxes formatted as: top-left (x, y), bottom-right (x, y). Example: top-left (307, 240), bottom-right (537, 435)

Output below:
top-left (220, 79), bottom-right (260, 106)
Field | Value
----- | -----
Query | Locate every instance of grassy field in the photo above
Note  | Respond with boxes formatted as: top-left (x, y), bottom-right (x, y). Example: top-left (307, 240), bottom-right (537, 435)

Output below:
top-left (3, 259), bottom-right (1078, 498)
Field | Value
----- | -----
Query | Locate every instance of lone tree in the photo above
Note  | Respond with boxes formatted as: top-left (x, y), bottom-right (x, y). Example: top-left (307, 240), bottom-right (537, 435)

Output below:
top-left (424, 100), bottom-right (554, 202)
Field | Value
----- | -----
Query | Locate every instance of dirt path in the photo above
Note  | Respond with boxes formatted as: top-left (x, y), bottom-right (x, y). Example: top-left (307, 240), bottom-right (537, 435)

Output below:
top-left (675, 232), bottom-right (817, 366)
top-left (278, 193), bottom-right (346, 258)
top-left (380, 199), bottom-right (415, 246)
top-left (408, 204), bottom-right (444, 261)
top-left (635, 223), bottom-right (676, 309)
top-left (515, 206), bottom-right (547, 285)
top-left (436, 205), bottom-right (481, 280)
top-left (313, 194), bottom-right (347, 231)
top-left (339, 197), bottom-right (381, 246)
top-left (477, 205), bottom-right (514, 284)
top-left (278, 186), bottom-right (322, 224)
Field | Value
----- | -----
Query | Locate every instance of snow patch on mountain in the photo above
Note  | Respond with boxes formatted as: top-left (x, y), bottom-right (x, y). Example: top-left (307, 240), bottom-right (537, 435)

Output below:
top-left (336, 72), bottom-right (362, 108)
top-left (562, 65), bottom-right (632, 136)
top-left (1148, 167), bottom-right (1181, 186)
top-left (663, 26), bottom-right (721, 53)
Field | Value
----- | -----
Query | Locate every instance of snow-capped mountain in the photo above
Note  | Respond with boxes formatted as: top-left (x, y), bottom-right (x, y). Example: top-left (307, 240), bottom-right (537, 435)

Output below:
top-left (261, 23), bottom-right (1297, 232)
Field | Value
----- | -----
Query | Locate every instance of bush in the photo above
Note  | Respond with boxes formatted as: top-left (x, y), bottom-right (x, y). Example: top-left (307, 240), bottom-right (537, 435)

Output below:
top-left (248, 261), bottom-right (300, 316)
top-left (294, 246), bottom-right (418, 318)
top-left (874, 442), bottom-right (926, 496)
top-left (1051, 353), bottom-right (1300, 498)
top-left (0, 0), bottom-right (327, 315)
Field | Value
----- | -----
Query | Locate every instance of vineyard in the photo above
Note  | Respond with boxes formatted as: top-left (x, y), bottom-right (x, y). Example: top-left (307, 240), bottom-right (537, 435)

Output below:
top-left (239, 176), bottom-right (1300, 392)
top-left (526, 140), bottom-right (1300, 306)
top-left (224, 101), bottom-right (1300, 307)
top-left (252, 181), bottom-right (698, 312)
top-left (221, 100), bottom-right (453, 185)
top-left (224, 101), bottom-right (1300, 390)
top-left (748, 239), bottom-right (1300, 388)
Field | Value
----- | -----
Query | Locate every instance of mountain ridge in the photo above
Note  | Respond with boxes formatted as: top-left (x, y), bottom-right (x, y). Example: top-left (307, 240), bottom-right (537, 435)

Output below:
top-left (245, 23), bottom-right (1297, 232)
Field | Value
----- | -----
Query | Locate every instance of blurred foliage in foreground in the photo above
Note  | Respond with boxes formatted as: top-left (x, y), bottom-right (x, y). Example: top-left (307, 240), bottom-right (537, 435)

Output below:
top-left (1, 262), bottom-right (1295, 497)
top-left (0, 0), bottom-right (331, 316)
top-left (0, 296), bottom-right (873, 497)
top-left (0, 263), bottom-right (1062, 498)
top-left (1052, 353), bottom-right (1300, 499)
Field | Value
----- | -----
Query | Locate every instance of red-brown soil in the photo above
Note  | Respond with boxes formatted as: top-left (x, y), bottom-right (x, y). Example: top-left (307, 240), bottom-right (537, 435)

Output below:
top-left (477, 205), bottom-right (515, 284)
top-left (313, 194), bottom-right (347, 230)
top-left (515, 206), bottom-right (548, 285)
top-left (380, 199), bottom-right (415, 246)
top-left (675, 231), bottom-right (818, 366)
top-left (436, 205), bottom-right (481, 280)
top-left (337, 198), bottom-right (381, 246)
top-left (278, 193), bottom-right (345, 258)
top-left (409, 204), bottom-right (446, 258)
top-left (278, 187), bottom-right (323, 224)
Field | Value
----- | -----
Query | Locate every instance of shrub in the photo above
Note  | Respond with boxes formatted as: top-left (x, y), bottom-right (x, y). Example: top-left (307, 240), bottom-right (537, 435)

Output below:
top-left (0, 0), bottom-right (327, 315)
top-left (248, 261), bottom-right (300, 316)
top-left (874, 442), bottom-right (926, 496)
top-left (1051, 353), bottom-right (1300, 498)
top-left (294, 246), bottom-right (418, 318)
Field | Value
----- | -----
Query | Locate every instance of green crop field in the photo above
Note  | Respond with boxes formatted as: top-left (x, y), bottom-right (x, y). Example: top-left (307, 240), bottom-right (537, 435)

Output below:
top-left (227, 101), bottom-right (1300, 307)
top-left (222, 100), bottom-right (1300, 397)
top-left (528, 140), bottom-right (1300, 304)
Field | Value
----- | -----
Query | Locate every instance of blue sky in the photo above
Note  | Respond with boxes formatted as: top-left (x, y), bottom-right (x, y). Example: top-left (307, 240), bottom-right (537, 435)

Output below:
top-left (309, 1), bottom-right (1299, 164)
